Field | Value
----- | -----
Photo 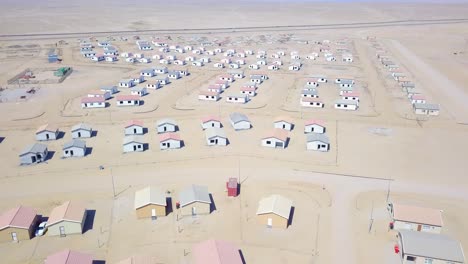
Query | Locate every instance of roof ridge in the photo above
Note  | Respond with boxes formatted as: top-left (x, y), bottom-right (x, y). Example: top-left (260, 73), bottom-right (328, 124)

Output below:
top-left (63, 201), bottom-right (71, 220)
top-left (214, 240), bottom-right (223, 264)
top-left (65, 249), bottom-right (72, 264)
top-left (10, 206), bottom-right (22, 224)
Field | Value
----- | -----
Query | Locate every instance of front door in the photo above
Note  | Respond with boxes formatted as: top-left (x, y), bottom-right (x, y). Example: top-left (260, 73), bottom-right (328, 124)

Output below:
top-left (151, 209), bottom-right (156, 220)
top-left (46, 133), bottom-right (50, 140)
top-left (134, 128), bottom-right (137, 134)
top-left (11, 232), bottom-right (17, 242)
top-left (167, 142), bottom-right (171, 148)
top-left (417, 225), bottom-right (422, 231)
top-left (59, 226), bottom-right (66, 237)
top-left (133, 145), bottom-right (137, 151)
top-left (267, 218), bottom-right (273, 228)
top-left (215, 139), bottom-right (218, 144)
top-left (78, 132), bottom-right (81, 137)
top-left (70, 150), bottom-right (74, 156)
top-left (283, 124), bottom-right (286, 129)
top-left (191, 207), bottom-right (196, 216)
top-left (31, 156), bottom-right (37, 163)
top-left (163, 126), bottom-right (167, 132)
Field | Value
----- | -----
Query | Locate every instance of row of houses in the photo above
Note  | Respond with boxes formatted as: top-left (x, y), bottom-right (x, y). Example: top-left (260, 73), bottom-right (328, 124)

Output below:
top-left (373, 41), bottom-right (440, 116)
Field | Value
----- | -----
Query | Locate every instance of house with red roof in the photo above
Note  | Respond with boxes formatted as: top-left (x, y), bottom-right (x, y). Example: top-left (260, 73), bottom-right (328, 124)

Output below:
top-left (240, 86), bottom-right (256, 97)
top-left (159, 133), bottom-right (182, 150)
top-left (81, 97), bottom-right (106, 109)
top-left (116, 95), bottom-right (141, 106)
top-left (125, 120), bottom-right (145, 135)
top-left (261, 129), bottom-right (289, 149)
top-left (199, 90), bottom-right (220, 101)
top-left (0, 206), bottom-right (39, 243)
top-left (192, 239), bottom-right (244, 264)
top-left (300, 97), bottom-right (324, 108)
top-left (45, 249), bottom-right (93, 264)
top-left (304, 119), bottom-right (326, 134)
top-left (273, 116), bottom-right (294, 131)
top-left (201, 116), bottom-right (222, 129)
top-left (46, 201), bottom-right (87, 236)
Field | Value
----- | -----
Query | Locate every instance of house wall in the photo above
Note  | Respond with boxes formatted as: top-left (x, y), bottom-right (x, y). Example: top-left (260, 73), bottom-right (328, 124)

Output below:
top-left (136, 204), bottom-right (166, 218)
top-left (307, 141), bottom-right (329, 152)
top-left (20, 152), bottom-right (46, 165)
top-left (123, 143), bottom-right (144, 152)
top-left (394, 220), bottom-right (441, 234)
top-left (201, 121), bottom-right (222, 129)
top-left (334, 103), bottom-right (358, 111)
top-left (198, 95), bottom-right (219, 101)
top-left (157, 124), bottom-right (176, 133)
top-left (0, 226), bottom-right (34, 243)
top-left (63, 146), bottom-right (86, 157)
top-left (36, 131), bottom-right (58, 141)
top-left (82, 102), bottom-right (105, 108)
top-left (274, 122), bottom-right (293, 131)
top-left (256, 213), bottom-right (288, 229)
top-left (47, 220), bottom-right (84, 236)
top-left (72, 130), bottom-right (92, 139)
top-left (304, 125), bottom-right (325, 134)
top-left (180, 202), bottom-right (211, 217)
top-left (207, 136), bottom-right (227, 146)
top-left (300, 101), bottom-right (323, 108)
top-left (117, 100), bottom-right (139, 106)
top-left (125, 126), bottom-right (144, 135)
top-left (400, 253), bottom-right (452, 264)
top-left (160, 139), bottom-right (181, 149)
top-left (232, 121), bottom-right (251, 130)
top-left (261, 138), bottom-right (285, 149)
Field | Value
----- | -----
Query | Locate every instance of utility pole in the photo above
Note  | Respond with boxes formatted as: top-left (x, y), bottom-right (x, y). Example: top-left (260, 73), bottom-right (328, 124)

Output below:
top-left (368, 200), bottom-right (374, 233)
top-left (386, 175), bottom-right (392, 203)
top-left (111, 169), bottom-right (116, 198)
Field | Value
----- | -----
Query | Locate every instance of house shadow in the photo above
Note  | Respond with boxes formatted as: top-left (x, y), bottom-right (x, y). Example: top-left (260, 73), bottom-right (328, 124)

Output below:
top-left (290, 124), bottom-right (295, 131)
top-left (225, 139), bottom-right (230, 146)
top-left (287, 206), bottom-right (295, 227)
top-left (86, 147), bottom-right (93, 156)
top-left (239, 250), bottom-right (247, 264)
top-left (56, 131), bottom-right (65, 140)
top-left (284, 138), bottom-right (290, 149)
top-left (174, 126), bottom-right (180, 132)
top-left (45, 151), bottom-right (55, 161)
top-left (143, 143), bottom-right (149, 151)
top-left (209, 194), bottom-right (216, 213)
top-left (322, 128), bottom-right (327, 133)
top-left (104, 102), bottom-right (110, 108)
top-left (0, 137), bottom-right (4, 143)
top-left (180, 141), bottom-right (185, 148)
top-left (83, 209), bottom-right (96, 233)
top-left (237, 183), bottom-right (241, 196)
top-left (142, 127), bottom-right (148, 134)
top-left (139, 101), bottom-right (145, 106)
top-left (91, 130), bottom-right (98, 137)
top-left (166, 197), bottom-right (173, 215)
top-left (92, 261), bottom-right (106, 264)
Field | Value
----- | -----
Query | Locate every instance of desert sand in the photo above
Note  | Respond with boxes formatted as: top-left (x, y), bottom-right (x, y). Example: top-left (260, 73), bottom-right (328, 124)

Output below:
top-left (0, 1), bottom-right (468, 264)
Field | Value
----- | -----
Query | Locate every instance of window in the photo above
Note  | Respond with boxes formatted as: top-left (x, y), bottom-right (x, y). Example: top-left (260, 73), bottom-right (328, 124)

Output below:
top-left (406, 256), bottom-right (416, 261)
top-left (266, 141), bottom-right (271, 144)
top-left (422, 225), bottom-right (433, 230)
top-left (337, 104), bottom-right (341, 107)
top-left (128, 101), bottom-right (131, 103)
top-left (210, 140), bottom-right (215, 143)
top-left (138, 145), bottom-right (142, 149)
top-left (424, 259), bottom-right (433, 264)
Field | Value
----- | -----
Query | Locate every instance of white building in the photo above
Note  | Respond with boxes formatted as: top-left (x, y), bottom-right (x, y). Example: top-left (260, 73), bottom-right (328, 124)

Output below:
top-left (306, 134), bottom-right (330, 152)
top-left (91, 55), bottom-right (105, 62)
top-left (123, 136), bottom-right (145, 153)
top-left (146, 81), bottom-right (161, 89)
top-left (71, 123), bottom-right (93, 138)
top-left (62, 139), bottom-right (87, 158)
top-left (159, 133), bottom-right (182, 150)
top-left (124, 120), bottom-right (145, 135)
top-left (261, 129), bottom-right (288, 149)
top-left (156, 118), bottom-right (178, 133)
top-left (334, 99), bottom-right (358, 111)
top-left (240, 86), bottom-right (256, 97)
top-left (115, 95), bottom-right (141, 106)
top-left (201, 116), bottom-right (222, 129)
top-left (304, 120), bottom-right (325, 134)
top-left (300, 97), bottom-right (324, 108)
top-left (205, 128), bottom-right (228, 146)
top-left (168, 71), bottom-right (181, 79)
top-left (273, 116), bottom-right (294, 131)
top-left (226, 95), bottom-right (248, 104)
top-left (413, 103), bottom-right (440, 116)
top-left (198, 90), bottom-right (220, 101)
top-left (119, 79), bottom-right (135, 88)
top-left (230, 113), bottom-right (251, 130)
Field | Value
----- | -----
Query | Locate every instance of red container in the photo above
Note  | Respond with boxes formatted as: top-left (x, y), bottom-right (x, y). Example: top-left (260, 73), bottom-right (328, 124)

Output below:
top-left (226, 178), bottom-right (238, 197)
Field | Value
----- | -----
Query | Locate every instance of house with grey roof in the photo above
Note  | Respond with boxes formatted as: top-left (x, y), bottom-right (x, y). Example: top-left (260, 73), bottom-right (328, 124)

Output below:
top-left (179, 185), bottom-right (212, 217)
top-left (334, 99), bottom-right (358, 111)
top-left (140, 69), bottom-right (155, 77)
top-left (155, 75), bottom-right (170, 85)
top-left (306, 134), bottom-right (330, 152)
top-left (256, 194), bottom-right (293, 229)
top-left (413, 103), bottom-right (440, 116)
top-left (100, 86), bottom-right (118, 94)
top-left (156, 118), bottom-right (178, 133)
top-left (71, 123), bottom-right (93, 139)
top-left (205, 128), bottom-right (227, 146)
top-left (19, 143), bottom-right (48, 165)
top-left (119, 79), bottom-right (135, 88)
top-left (123, 136), bottom-right (146, 153)
top-left (397, 230), bottom-right (465, 264)
top-left (134, 186), bottom-right (167, 219)
top-left (63, 139), bottom-right (87, 158)
top-left (229, 113), bottom-right (251, 130)
top-left (153, 66), bottom-right (168, 74)
top-left (301, 89), bottom-right (319, 98)
top-left (168, 71), bottom-right (181, 79)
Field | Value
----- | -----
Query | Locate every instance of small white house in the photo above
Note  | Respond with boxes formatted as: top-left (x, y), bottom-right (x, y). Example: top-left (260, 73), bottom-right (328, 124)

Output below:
top-left (249, 64), bottom-right (260, 70)
top-left (340, 86), bottom-right (354, 95)
top-left (125, 57), bottom-right (135, 63)
top-left (105, 56), bottom-right (117, 62)
top-left (133, 76), bottom-right (145, 84)
top-left (304, 120), bottom-right (326, 134)
top-left (257, 59), bottom-right (267, 66)
top-left (123, 136), bottom-right (145, 153)
top-left (240, 86), bottom-right (256, 97)
top-left (116, 95), bottom-right (141, 106)
top-left (140, 69), bottom-right (155, 77)
top-left (250, 76), bottom-right (263, 84)
top-left (230, 113), bottom-right (251, 130)
top-left (154, 66), bottom-right (168, 74)
top-left (198, 90), bottom-right (220, 101)
top-left (288, 63), bottom-right (301, 71)
top-left (213, 63), bottom-right (225, 68)
top-left (192, 60), bottom-right (204, 67)
top-left (159, 59), bottom-right (170, 64)
top-left (226, 95), bottom-right (248, 104)
top-left (261, 129), bottom-right (288, 149)
top-left (71, 123), bottom-right (93, 139)
top-left (124, 120), bottom-right (145, 135)
top-left (91, 54), bottom-right (105, 62)
top-left (388, 203), bottom-right (443, 233)
top-left (229, 63), bottom-right (240, 69)
top-left (81, 97), bottom-right (106, 108)
top-left (306, 79), bottom-right (319, 87)
top-left (342, 92), bottom-right (359, 102)
top-left (87, 90), bottom-right (111, 100)
top-left (36, 124), bottom-right (59, 141)
top-left (119, 79), bottom-right (135, 88)
top-left (201, 116), bottom-right (222, 129)
top-left (411, 94), bottom-right (426, 104)
top-left (100, 86), bottom-right (118, 94)
top-left (207, 85), bottom-right (223, 94)
top-left (146, 81), bottom-right (161, 89)
top-left (300, 97), bottom-right (324, 108)
top-left (168, 71), bottom-right (181, 79)
top-left (334, 99), bottom-right (358, 111)
top-left (155, 76), bottom-right (170, 85)
top-left (62, 139), bottom-right (87, 158)
top-left (306, 134), bottom-right (330, 152)
top-left (219, 75), bottom-right (234, 83)
top-left (413, 103), bottom-right (440, 116)
top-left (268, 64), bottom-right (279, 71)
top-left (156, 118), bottom-right (178, 133)
top-left (228, 70), bottom-right (244, 79)
top-left (159, 133), bottom-right (182, 150)
top-left (130, 87), bottom-right (147, 97)
top-left (301, 90), bottom-right (319, 98)
top-left (273, 116), bottom-right (294, 131)
top-left (205, 127), bottom-right (228, 146)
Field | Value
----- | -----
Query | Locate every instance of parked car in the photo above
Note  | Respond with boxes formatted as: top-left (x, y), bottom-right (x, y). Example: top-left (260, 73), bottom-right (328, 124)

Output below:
top-left (35, 221), bottom-right (47, 236)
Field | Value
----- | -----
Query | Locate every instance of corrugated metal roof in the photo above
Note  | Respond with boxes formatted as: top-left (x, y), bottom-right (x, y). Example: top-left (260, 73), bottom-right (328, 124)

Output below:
top-left (229, 113), bottom-right (249, 124)
top-left (115, 255), bottom-right (159, 264)
top-left (256, 195), bottom-right (293, 219)
top-left (47, 201), bottom-right (86, 226)
top-left (19, 143), bottom-right (47, 156)
top-left (335, 99), bottom-right (358, 105)
top-left (392, 203), bottom-right (443, 226)
top-left (156, 118), bottom-right (177, 127)
top-left (71, 123), bottom-right (92, 132)
top-left (192, 239), bottom-right (243, 264)
top-left (0, 206), bottom-right (37, 230)
top-left (123, 135), bottom-right (145, 145)
top-left (205, 127), bottom-right (226, 140)
top-left (414, 103), bottom-right (440, 111)
top-left (262, 129), bottom-right (288, 142)
top-left (398, 230), bottom-right (465, 263)
top-left (306, 133), bottom-right (330, 144)
top-left (45, 249), bottom-right (93, 264)
top-left (179, 185), bottom-right (211, 207)
top-left (159, 132), bottom-right (181, 142)
top-left (134, 186), bottom-right (167, 209)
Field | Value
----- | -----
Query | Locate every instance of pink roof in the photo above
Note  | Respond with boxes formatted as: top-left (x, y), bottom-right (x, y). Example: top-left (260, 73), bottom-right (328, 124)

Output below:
top-left (199, 90), bottom-right (219, 96)
top-left (240, 86), bottom-right (255, 92)
top-left (125, 119), bottom-right (144, 128)
top-left (115, 255), bottom-right (159, 264)
top-left (301, 97), bottom-right (323, 103)
top-left (411, 94), bottom-right (425, 100)
top-left (208, 85), bottom-right (222, 90)
top-left (305, 119), bottom-right (325, 127)
top-left (159, 132), bottom-right (181, 142)
top-left (263, 128), bottom-right (288, 142)
top-left (81, 97), bottom-right (105, 104)
top-left (306, 78), bottom-right (318, 82)
top-left (202, 116), bottom-right (221, 123)
top-left (215, 80), bottom-right (227, 85)
top-left (45, 249), bottom-right (93, 264)
top-left (219, 74), bottom-right (232, 79)
top-left (0, 206), bottom-right (37, 230)
top-left (392, 203), bottom-right (443, 226)
top-left (342, 92), bottom-right (360, 97)
top-left (47, 201), bottom-right (86, 226)
top-left (193, 239), bottom-right (243, 264)
top-left (116, 95), bottom-right (141, 101)
top-left (36, 124), bottom-right (58, 134)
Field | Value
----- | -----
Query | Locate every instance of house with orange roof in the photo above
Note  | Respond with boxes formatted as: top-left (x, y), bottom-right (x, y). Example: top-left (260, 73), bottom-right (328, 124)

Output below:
top-left (273, 116), bottom-right (294, 131)
top-left (116, 95), bottom-right (141, 106)
top-left (261, 129), bottom-right (289, 149)
top-left (36, 124), bottom-right (59, 141)
top-left (304, 119), bottom-right (326, 134)
top-left (159, 133), bottom-right (182, 149)
top-left (201, 116), bottom-right (222, 129)
top-left (388, 203), bottom-right (443, 233)
top-left (0, 206), bottom-right (39, 243)
top-left (81, 97), bottom-right (106, 108)
top-left (46, 201), bottom-right (87, 236)
top-left (125, 120), bottom-right (145, 135)
top-left (45, 249), bottom-right (93, 264)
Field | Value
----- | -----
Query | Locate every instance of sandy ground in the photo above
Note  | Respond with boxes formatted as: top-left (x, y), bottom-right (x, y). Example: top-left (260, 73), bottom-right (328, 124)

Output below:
top-left (1, 2), bottom-right (468, 264)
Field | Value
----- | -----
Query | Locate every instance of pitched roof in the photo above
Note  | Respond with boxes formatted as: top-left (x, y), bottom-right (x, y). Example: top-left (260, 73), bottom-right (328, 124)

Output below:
top-left (45, 249), bottom-right (93, 264)
top-left (81, 97), bottom-right (105, 104)
top-left (229, 113), bottom-right (249, 124)
top-left (134, 186), bottom-right (167, 209)
top-left (301, 97), bottom-right (323, 103)
top-left (392, 203), bottom-right (443, 226)
top-left (179, 185), bottom-right (211, 207)
top-left (123, 135), bottom-right (145, 145)
top-left (305, 119), bottom-right (325, 127)
top-left (115, 255), bottom-right (159, 264)
top-left (192, 239), bottom-right (243, 264)
top-left (274, 116), bottom-right (293, 124)
top-left (36, 124), bottom-right (58, 134)
top-left (156, 118), bottom-right (177, 127)
top-left (71, 123), bottom-right (92, 132)
top-left (116, 95), bottom-right (140, 101)
top-left (19, 143), bottom-right (47, 156)
top-left (63, 139), bottom-right (86, 150)
top-left (256, 195), bottom-right (293, 219)
top-left (199, 90), bottom-right (220, 96)
top-left (125, 120), bottom-right (144, 128)
top-left (159, 132), bottom-right (181, 142)
top-left (205, 127), bottom-right (226, 140)
top-left (47, 201), bottom-right (86, 226)
top-left (202, 116), bottom-right (221, 124)
top-left (262, 129), bottom-right (288, 142)
top-left (335, 99), bottom-right (358, 105)
top-left (307, 133), bottom-right (330, 144)
top-left (398, 230), bottom-right (465, 263)
top-left (0, 206), bottom-right (37, 230)
top-left (414, 103), bottom-right (440, 111)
